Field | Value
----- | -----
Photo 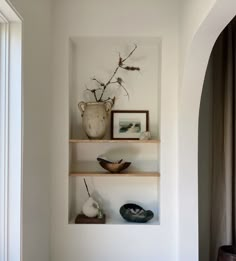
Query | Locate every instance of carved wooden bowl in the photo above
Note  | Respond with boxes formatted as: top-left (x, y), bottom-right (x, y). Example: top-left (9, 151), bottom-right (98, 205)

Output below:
top-left (99, 161), bottom-right (131, 173)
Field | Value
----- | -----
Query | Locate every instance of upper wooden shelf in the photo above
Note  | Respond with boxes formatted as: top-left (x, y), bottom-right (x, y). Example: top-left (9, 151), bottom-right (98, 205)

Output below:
top-left (69, 139), bottom-right (160, 144)
top-left (69, 172), bottom-right (160, 177)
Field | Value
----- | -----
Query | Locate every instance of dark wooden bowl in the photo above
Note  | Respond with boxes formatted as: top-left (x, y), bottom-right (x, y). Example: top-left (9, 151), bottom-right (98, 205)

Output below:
top-left (99, 161), bottom-right (131, 173)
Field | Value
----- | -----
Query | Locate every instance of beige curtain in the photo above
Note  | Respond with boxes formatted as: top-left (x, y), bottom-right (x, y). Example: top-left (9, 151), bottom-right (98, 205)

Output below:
top-left (208, 17), bottom-right (236, 261)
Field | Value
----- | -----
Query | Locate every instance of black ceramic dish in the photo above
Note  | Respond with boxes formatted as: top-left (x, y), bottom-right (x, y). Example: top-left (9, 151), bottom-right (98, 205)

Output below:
top-left (119, 203), bottom-right (154, 223)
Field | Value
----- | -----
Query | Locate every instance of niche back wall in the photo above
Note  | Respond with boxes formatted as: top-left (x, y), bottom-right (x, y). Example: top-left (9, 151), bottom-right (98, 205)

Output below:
top-left (69, 37), bottom-right (160, 139)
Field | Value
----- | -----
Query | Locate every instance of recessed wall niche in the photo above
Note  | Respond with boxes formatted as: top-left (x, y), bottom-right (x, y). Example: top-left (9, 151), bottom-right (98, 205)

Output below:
top-left (68, 37), bottom-right (161, 225)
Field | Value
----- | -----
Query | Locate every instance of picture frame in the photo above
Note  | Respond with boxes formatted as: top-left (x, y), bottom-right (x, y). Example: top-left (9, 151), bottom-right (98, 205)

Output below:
top-left (111, 110), bottom-right (149, 140)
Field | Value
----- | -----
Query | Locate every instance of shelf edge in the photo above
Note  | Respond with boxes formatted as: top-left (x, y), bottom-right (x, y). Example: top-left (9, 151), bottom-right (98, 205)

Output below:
top-left (69, 139), bottom-right (160, 144)
top-left (69, 172), bottom-right (160, 177)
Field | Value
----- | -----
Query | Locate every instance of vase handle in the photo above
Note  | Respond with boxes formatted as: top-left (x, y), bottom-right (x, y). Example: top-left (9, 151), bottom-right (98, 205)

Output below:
top-left (104, 100), bottom-right (113, 112)
top-left (78, 101), bottom-right (86, 116)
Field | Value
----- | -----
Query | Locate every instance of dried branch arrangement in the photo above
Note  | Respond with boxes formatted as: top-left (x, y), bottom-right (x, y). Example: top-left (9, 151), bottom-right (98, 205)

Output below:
top-left (86, 44), bottom-right (140, 103)
top-left (83, 178), bottom-right (91, 197)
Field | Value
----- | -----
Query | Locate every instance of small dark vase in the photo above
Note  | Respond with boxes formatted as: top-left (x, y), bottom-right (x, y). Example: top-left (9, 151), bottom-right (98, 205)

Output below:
top-left (217, 245), bottom-right (236, 261)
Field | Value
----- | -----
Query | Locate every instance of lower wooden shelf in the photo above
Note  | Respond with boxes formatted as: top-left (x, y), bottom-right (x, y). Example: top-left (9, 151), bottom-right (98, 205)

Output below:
top-left (75, 214), bottom-right (106, 224)
top-left (69, 172), bottom-right (160, 177)
top-left (69, 215), bottom-right (160, 225)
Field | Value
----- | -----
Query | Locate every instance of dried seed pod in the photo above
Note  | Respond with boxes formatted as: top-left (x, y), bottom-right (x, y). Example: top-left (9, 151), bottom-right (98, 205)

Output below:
top-left (118, 57), bottom-right (123, 66)
top-left (123, 66), bottom-right (140, 71)
top-left (117, 77), bottom-right (123, 84)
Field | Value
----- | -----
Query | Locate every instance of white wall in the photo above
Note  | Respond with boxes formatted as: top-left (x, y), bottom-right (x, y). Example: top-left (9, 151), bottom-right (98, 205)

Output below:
top-left (51, 0), bottom-right (178, 260)
top-left (179, 0), bottom-right (216, 80)
top-left (7, 0), bottom-right (52, 261)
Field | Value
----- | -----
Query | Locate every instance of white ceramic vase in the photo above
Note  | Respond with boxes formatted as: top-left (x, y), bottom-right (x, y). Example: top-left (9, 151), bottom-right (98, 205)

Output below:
top-left (82, 197), bottom-right (99, 218)
top-left (78, 101), bottom-right (113, 139)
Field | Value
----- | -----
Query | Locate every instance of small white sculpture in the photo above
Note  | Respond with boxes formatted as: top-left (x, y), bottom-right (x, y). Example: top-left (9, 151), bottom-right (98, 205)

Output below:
top-left (139, 131), bottom-right (151, 140)
top-left (82, 197), bottom-right (99, 218)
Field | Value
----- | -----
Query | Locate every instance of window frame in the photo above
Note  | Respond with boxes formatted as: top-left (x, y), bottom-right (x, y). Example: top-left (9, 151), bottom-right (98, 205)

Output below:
top-left (0, 5), bottom-right (22, 261)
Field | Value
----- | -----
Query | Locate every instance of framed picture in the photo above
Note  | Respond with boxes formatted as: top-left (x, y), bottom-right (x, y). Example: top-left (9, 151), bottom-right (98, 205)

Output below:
top-left (111, 110), bottom-right (149, 140)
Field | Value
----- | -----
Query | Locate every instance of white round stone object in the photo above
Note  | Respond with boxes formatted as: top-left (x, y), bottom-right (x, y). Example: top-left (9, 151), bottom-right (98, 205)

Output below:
top-left (82, 197), bottom-right (99, 218)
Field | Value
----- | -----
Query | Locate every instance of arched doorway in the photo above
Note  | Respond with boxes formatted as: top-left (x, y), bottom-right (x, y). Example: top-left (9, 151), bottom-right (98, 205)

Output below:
top-left (199, 11), bottom-right (236, 261)
top-left (179, 1), bottom-right (236, 261)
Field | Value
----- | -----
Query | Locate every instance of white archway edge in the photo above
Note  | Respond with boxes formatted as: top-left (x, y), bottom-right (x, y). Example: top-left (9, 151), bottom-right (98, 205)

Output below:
top-left (179, 0), bottom-right (236, 260)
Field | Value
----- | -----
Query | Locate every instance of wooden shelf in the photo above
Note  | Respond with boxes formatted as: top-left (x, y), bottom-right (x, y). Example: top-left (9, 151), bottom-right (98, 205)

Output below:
top-left (69, 172), bottom-right (160, 177)
top-left (69, 216), bottom-right (160, 225)
top-left (69, 139), bottom-right (160, 144)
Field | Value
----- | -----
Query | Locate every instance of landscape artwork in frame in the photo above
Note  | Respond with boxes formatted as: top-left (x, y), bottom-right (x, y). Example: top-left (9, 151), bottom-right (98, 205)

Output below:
top-left (111, 110), bottom-right (149, 140)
